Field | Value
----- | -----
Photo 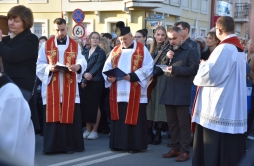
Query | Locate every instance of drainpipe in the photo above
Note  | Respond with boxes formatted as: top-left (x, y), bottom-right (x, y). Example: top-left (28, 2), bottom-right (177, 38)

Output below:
top-left (210, 0), bottom-right (215, 29)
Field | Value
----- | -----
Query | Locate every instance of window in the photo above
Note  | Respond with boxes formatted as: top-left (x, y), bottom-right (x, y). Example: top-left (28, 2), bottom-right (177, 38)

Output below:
top-left (27, 0), bottom-right (47, 3)
top-left (30, 19), bottom-right (48, 38)
top-left (200, 27), bottom-right (207, 37)
top-left (165, 22), bottom-right (174, 31)
top-left (191, 0), bottom-right (199, 12)
top-left (182, 0), bottom-right (189, 10)
top-left (0, 0), bottom-right (17, 3)
top-left (201, 0), bottom-right (208, 14)
top-left (170, 0), bottom-right (180, 7)
top-left (190, 26), bottom-right (197, 40)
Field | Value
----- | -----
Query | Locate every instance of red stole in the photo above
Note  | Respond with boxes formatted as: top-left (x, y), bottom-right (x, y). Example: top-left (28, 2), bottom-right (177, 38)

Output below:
top-left (45, 37), bottom-right (78, 124)
top-left (110, 42), bottom-right (144, 125)
top-left (191, 36), bottom-right (243, 132)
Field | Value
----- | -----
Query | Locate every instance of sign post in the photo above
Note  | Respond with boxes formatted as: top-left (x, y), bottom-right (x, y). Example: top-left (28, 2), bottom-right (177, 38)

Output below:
top-left (72, 9), bottom-right (85, 38)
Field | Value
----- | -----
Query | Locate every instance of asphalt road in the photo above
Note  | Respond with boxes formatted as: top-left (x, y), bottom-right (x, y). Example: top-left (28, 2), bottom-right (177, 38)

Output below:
top-left (34, 132), bottom-right (192, 166)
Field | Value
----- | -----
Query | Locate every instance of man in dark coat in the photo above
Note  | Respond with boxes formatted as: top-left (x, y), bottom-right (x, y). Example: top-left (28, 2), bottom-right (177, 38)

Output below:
top-left (160, 26), bottom-right (199, 162)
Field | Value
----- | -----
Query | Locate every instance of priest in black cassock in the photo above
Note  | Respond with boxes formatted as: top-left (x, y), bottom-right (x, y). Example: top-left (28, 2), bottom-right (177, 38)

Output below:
top-left (102, 26), bottom-right (153, 153)
top-left (36, 18), bottom-right (87, 154)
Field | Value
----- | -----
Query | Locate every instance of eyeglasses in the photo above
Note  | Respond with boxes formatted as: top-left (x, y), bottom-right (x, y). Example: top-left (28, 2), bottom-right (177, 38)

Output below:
top-left (134, 36), bottom-right (143, 39)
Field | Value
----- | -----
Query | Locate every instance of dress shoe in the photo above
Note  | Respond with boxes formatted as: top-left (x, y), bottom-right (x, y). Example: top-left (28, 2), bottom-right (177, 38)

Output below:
top-left (175, 152), bottom-right (189, 162)
top-left (162, 149), bottom-right (181, 158)
top-left (66, 151), bottom-right (74, 154)
top-left (111, 148), bottom-right (121, 151)
top-left (128, 149), bottom-right (140, 153)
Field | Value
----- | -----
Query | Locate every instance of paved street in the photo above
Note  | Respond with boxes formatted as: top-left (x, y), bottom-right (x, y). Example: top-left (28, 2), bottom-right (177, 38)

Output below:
top-left (34, 132), bottom-right (192, 166)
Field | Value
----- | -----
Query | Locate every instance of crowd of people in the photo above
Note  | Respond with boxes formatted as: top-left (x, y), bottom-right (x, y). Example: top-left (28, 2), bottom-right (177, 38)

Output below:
top-left (0, 4), bottom-right (254, 166)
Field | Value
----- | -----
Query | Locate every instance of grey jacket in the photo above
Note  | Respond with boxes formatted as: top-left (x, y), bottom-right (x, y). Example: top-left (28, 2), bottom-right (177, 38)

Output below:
top-left (159, 41), bottom-right (199, 105)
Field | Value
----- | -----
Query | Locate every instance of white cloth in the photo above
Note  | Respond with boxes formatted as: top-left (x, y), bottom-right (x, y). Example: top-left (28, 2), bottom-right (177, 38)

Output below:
top-left (0, 83), bottom-right (35, 166)
top-left (192, 34), bottom-right (247, 134)
top-left (36, 36), bottom-right (87, 105)
top-left (102, 40), bottom-right (153, 103)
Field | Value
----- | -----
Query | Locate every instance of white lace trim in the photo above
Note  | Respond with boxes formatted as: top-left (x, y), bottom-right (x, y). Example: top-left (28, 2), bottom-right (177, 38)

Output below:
top-left (194, 110), bottom-right (247, 127)
top-left (117, 91), bottom-right (147, 98)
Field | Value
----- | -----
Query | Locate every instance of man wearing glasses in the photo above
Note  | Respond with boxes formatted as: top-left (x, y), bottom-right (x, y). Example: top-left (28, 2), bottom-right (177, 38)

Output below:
top-left (192, 16), bottom-right (247, 166)
top-left (160, 26), bottom-right (199, 162)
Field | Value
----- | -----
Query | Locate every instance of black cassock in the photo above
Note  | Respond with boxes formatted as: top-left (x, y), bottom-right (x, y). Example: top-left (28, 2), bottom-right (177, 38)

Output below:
top-left (109, 102), bottom-right (148, 151)
top-left (43, 104), bottom-right (84, 153)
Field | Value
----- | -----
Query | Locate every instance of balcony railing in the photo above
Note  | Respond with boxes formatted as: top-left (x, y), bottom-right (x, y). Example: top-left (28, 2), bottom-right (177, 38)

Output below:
top-left (234, 3), bottom-right (250, 18)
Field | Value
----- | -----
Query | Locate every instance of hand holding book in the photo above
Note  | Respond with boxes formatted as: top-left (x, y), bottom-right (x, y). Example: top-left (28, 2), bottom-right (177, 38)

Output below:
top-left (103, 67), bottom-right (127, 81)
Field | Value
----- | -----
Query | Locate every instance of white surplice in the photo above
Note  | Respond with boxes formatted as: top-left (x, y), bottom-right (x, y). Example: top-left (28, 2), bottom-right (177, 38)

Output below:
top-left (192, 34), bottom-right (247, 134)
top-left (102, 40), bottom-right (153, 103)
top-left (0, 83), bottom-right (35, 166)
top-left (36, 36), bottom-right (87, 105)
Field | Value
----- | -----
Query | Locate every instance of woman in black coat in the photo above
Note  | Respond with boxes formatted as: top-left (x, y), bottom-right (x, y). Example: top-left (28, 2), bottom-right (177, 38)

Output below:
top-left (0, 5), bottom-right (40, 130)
top-left (80, 32), bottom-right (106, 140)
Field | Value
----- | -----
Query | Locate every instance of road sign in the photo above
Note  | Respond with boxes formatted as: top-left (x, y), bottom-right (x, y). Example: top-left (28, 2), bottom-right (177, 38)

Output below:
top-left (72, 24), bottom-right (85, 38)
top-left (72, 9), bottom-right (85, 23)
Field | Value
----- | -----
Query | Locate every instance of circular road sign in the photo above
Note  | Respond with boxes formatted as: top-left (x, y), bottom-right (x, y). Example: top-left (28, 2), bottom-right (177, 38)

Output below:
top-left (72, 24), bottom-right (85, 38)
top-left (72, 9), bottom-right (85, 23)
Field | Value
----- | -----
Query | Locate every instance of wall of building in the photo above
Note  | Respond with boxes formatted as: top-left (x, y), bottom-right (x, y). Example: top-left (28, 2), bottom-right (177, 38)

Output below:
top-left (0, 0), bottom-right (61, 38)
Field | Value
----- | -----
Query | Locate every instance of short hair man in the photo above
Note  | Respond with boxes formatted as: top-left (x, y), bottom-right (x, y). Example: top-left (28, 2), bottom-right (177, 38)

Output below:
top-left (36, 18), bottom-right (87, 154)
top-left (175, 21), bottom-right (201, 124)
top-left (160, 26), bottom-right (199, 162)
top-left (174, 21), bottom-right (200, 58)
top-left (192, 16), bottom-right (247, 166)
top-left (102, 26), bottom-right (153, 153)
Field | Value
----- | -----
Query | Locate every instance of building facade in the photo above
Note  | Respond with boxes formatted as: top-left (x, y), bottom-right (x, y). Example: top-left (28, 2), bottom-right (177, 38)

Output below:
top-left (0, 0), bottom-right (211, 40)
top-left (214, 0), bottom-right (250, 39)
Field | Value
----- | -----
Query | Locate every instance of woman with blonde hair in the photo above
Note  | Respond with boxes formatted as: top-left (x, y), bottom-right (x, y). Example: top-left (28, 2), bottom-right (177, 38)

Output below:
top-left (147, 26), bottom-right (170, 145)
top-left (99, 37), bottom-right (111, 57)
top-left (80, 31), bottom-right (106, 140)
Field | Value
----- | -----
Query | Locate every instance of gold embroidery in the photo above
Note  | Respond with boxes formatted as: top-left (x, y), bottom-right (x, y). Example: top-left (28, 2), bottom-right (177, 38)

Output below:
top-left (47, 41), bottom-right (57, 64)
top-left (52, 75), bottom-right (57, 121)
top-left (66, 43), bottom-right (76, 66)
top-left (132, 46), bottom-right (143, 71)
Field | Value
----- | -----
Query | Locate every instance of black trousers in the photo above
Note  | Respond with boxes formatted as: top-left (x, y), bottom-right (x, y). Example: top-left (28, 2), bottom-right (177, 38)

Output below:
top-left (165, 105), bottom-right (190, 152)
top-left (192, 124), bottom-right (246, 166)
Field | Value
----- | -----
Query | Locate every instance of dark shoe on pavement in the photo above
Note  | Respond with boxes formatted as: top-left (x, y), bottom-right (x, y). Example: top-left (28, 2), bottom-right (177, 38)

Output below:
top-left (162, 149), bottom-right (181, 158)
top-left (111, 148), bottom-right (121, 151)
top-left (128, 149), bottom-right (140, 153)
top-left (66, 151), bottom-right (74, 154)
top-left (175, 152), bottom-right (189, 162)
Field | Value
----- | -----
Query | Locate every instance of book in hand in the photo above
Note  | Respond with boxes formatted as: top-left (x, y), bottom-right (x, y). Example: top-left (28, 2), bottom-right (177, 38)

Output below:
top-left (103, 67), bottom-right (127, 81)
top-left (55, 62), bottom-right (70, 73)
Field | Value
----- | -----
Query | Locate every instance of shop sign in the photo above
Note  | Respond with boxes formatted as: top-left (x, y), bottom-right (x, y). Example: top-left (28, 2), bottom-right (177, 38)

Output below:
top-left (147, 21), bottom-right (163, 29)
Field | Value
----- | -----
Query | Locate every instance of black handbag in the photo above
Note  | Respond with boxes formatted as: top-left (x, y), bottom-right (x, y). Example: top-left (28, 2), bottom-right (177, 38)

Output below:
top-left (20, 78), bottom-right (37, 102)
top-left (20, 88), bottom-right (32, 102)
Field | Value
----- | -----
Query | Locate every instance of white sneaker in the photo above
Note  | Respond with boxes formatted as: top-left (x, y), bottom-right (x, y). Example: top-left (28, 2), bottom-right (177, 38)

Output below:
top-left (87, 131), bottom-right (98, 140)
top-left (247, 135), bottom-right (254, 140)
top-left (83, 130), bottom-right (91, 139)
